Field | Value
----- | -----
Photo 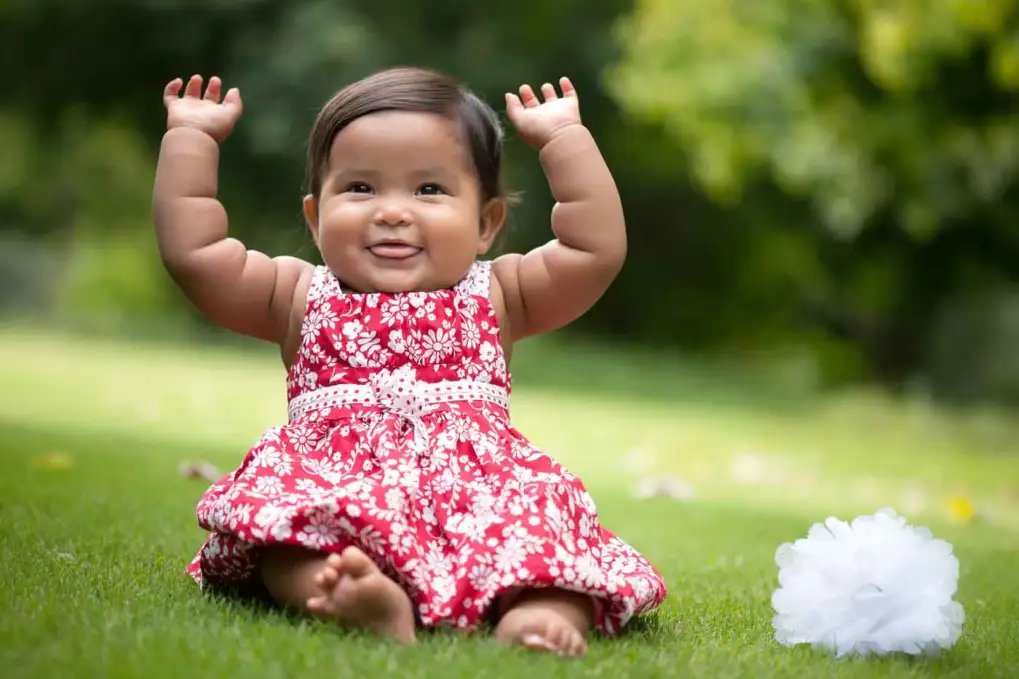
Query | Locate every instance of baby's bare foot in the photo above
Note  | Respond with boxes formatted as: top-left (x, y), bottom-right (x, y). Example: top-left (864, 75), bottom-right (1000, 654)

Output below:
top-left (306, 546), bottom-right (416, 645)
top-left (494, 591), bottom-right (594, 657)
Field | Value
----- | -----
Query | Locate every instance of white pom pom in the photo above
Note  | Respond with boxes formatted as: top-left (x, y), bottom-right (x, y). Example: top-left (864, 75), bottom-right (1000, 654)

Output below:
top-left (771, 507), bottom-right (965, 658)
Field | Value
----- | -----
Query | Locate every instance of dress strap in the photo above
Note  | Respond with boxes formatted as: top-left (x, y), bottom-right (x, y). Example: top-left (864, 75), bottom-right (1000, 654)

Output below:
top-left (456, 260), bottom-right (493, 297)
top-left (306, 265), bottom-right (343, 305)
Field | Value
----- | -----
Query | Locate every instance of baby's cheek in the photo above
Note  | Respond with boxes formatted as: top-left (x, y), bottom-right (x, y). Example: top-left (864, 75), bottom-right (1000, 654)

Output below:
top-left (328, 203), bottom-right (369, 225)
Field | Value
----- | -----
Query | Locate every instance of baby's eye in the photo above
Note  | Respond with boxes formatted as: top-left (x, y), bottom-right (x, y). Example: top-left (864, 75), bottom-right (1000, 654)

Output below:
top-left (416, 183), bottom-right (446, 196)
top-left (345, 182), bottom-right (373, 194)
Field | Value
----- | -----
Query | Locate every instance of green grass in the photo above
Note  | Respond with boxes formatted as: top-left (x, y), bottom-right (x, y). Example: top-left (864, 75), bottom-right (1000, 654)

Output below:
top-left (1, 325), bottom-right (1017, 678)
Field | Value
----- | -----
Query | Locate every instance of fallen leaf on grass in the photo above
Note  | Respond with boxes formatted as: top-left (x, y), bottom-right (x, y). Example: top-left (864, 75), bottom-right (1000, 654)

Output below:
top-left (946, 495), bottom-right (977, 523)
top-left (178, 460), bottom-right (222, 483)
top-left (730, 451), bottom-right (788, 486)
top-left (34, 453), bottom-right (73, 470)
top-left (633, 475), bottom-right (696, 501)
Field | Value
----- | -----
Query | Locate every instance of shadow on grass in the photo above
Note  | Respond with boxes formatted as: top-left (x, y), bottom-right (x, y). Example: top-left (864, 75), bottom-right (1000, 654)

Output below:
top-left (200, 581), bottom-right (663, 643)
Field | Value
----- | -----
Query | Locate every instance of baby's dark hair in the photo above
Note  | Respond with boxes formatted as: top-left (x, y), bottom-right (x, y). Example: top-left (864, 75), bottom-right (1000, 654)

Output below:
top-left (305, 67), bottom-right (509, 204)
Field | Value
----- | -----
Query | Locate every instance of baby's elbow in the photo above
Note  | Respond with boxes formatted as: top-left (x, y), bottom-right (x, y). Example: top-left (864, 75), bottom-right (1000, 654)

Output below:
top-left (158, 250), bottom-right (204, 289)
top-left (155, 240), bottom-right (188, 276)
top-left (602, 232), bottom-right (627, 275)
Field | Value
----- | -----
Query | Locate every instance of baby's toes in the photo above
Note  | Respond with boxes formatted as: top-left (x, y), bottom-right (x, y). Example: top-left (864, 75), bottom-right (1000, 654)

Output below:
top-left (522, 632), bottom-right (560, 653)
top-left (541, 622), bottom-right (586, 657)
top-left (306, 594), bottom-right (336, 617)
top-left (314, 565), bottom-right (340, 591)
top-left (522, 623), bottom-right (579, 656)
top-left (564, 628), bottom-right (587, 656)
top-left (548, 624), bottom-right (581, 656)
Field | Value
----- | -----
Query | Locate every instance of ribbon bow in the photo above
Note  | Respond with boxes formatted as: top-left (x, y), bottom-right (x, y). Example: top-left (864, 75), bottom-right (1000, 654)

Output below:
top-left (370, 365), bottom-right (437, 452)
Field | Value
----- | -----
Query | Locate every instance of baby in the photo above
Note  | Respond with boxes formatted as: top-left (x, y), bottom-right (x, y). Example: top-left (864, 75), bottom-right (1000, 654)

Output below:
top-left (154, 67), bottom-right (666, 656)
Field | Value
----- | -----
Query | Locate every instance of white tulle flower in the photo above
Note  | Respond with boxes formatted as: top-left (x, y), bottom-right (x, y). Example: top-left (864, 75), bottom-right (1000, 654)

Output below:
top-left (771, 507), bottom-right (965, 658)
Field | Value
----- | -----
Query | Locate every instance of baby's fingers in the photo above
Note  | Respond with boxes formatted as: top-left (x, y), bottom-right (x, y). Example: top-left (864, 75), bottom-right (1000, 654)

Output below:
top-left (203, 76), bottom-right (222, 103)
top-left (163, 78), bottom-right (183, 107)
top-left (518, 84), bottom-right (540, 108)
top-left (183, 74), bottom-right (204, 99)
top-left (505, 92), bottom-right (524, 116)
top-left (222, 87), bottom-right (243, 114)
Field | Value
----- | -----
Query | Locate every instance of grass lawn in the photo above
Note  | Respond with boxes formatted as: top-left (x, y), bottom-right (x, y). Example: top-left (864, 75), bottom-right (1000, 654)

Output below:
top-left (1, 325), bottom-right (1017, 678)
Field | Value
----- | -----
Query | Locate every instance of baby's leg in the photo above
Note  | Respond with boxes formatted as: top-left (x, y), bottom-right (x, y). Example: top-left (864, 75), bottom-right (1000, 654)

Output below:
top-left (494, 588), bottom-right (596, 657)
top-left (260, 545), bottom-right (416, 644)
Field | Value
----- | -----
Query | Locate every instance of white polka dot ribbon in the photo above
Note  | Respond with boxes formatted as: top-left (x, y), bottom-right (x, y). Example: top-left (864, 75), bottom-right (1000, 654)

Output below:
top-left (287, 365), bottom-right (510, 451)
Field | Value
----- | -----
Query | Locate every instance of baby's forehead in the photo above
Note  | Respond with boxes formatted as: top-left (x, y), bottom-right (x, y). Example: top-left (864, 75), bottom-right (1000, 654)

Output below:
top-left (327, 111), bottom-right (474, 174)
top-left (334, 111), bottom-right (463, 147)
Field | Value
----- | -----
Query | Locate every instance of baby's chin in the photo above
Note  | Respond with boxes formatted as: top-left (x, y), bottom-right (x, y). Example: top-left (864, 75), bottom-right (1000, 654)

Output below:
top-left (330, 266), bottom-right (466, 295)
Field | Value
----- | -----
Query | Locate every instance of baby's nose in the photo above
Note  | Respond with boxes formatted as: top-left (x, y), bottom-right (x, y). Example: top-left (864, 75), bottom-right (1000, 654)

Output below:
top-left (374, 199), bottom-right (412, 226)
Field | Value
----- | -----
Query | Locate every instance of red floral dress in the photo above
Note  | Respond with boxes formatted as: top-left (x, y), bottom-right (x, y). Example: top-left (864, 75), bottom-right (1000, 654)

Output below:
top-left (187, 261), bottom-right (667, 633)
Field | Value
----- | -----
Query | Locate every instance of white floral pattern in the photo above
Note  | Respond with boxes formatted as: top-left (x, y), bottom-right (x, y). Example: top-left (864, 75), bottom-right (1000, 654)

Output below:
top-left (187, 260), bottom-right (667, 634)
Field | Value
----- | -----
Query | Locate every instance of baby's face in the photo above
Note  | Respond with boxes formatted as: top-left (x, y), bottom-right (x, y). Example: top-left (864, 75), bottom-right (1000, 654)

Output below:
top-left (306, 110), bottom-right (500, 294)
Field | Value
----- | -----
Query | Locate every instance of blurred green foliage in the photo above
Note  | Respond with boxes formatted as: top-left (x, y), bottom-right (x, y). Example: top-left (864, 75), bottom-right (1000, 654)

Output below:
top-left (609, 0), bottom-right (1019, 401)
top-left (0, 0), bottom-right (1017, 405)
top-left (611, 0), bottom-right (1019, 238)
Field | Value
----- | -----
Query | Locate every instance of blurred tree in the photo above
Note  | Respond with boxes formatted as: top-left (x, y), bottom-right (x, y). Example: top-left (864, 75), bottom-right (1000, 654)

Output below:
top-left (610, 0), bottom-right (1019, 238)
top-left (609, 0), bottom-right (1019, 392)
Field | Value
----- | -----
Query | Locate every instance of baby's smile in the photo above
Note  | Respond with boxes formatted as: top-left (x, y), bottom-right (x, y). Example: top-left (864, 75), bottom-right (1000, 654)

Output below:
top-left (367, 239), bottom-right (423, 261)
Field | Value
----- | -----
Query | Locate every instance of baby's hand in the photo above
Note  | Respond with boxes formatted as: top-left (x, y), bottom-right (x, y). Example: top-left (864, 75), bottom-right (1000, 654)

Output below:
top-left (163, 75), bottom-right (243, 142)
top-left (505, 77), bottom-right (582, 149)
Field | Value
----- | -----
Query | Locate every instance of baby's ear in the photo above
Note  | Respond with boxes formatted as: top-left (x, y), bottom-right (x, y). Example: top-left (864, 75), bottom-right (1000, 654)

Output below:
top-left (303, 195), bottom-right (320, 243)
top-left (477, 197), bottom-right (508, 254)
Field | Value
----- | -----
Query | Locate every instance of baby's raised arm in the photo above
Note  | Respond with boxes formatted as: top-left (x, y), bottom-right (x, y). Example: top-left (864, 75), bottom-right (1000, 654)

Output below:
top-left (493, 78), bottom-right (626, 342)
top-left (153, 75), bottom-right (312, 350)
